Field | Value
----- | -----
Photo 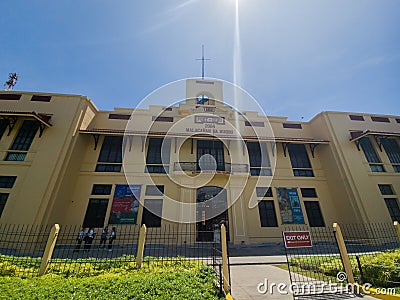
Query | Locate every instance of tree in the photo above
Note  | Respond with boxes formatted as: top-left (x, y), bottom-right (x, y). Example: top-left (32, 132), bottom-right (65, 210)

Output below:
top-left (4, 73), bottom-right (18, 90)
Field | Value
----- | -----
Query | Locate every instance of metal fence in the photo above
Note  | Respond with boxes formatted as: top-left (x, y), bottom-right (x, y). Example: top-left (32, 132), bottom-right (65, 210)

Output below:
top-left (341, 223), bottom-right (400, 287)
top-left (284, 223), bottom-right (400, 297)
top-left (283, 225), bottom-right (346, 296)
top-left (173, 162), bottom-right (249, 173)
top-left (0, 223), bottom-right (225, 293)
top-left (0, 224), bottom-right (52, 277)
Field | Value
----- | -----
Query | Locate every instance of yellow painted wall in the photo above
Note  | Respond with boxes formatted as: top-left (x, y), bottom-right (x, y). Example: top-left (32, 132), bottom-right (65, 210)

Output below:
top-left (1, 83), bottom-right (399, 245)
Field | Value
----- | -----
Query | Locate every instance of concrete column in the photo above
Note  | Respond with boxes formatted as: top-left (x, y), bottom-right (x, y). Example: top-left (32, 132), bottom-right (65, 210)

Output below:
top-left (179, 187), bottom-right (195, 244)
top-left (136, 224), bottom-right (147, 268)
top-left (229, 187), bottom-right (248, 244)
top-left (394, 221), bottom-right (400, 242)
top-left (333, 223), bottom-right (355, 284)
top-left (39, 224), bottom-right (60, 276)
top-left (221, 224), bottom-right (230, 293)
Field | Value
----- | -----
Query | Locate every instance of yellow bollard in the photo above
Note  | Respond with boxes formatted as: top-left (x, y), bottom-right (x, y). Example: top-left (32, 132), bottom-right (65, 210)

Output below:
top-left (221, 224), bottom-right (230, 294)
top-left (393, 221), bottom-right (400, 242)
top-left (333, 223), bottom-right (355, 284)
top-left (39, 224), bottom-right (60, 276)
top-left (136, 224), bottom-right (147, 268)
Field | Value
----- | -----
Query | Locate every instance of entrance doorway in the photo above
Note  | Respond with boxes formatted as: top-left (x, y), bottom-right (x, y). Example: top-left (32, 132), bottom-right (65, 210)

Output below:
top-left (197, 140), bottom-right (225, 171)
top-left (196, 186), bottom-right (229, 242)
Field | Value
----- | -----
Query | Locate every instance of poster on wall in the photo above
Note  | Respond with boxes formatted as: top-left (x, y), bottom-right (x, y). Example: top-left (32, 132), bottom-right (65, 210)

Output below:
top-left (287, 188), bottom-right (305, 224)
top-left (108, 184), bottom-right (141, 224)
top-left (276, 187), bottom-right (305, 224)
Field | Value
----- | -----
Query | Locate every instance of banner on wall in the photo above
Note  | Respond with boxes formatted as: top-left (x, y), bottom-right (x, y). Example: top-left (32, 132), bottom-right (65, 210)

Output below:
top-left (287, 188), bottom-right (305, 224)
top-left (108, 184), bottom-right (141, 224)
top-left (276, 187), bottom-right (305, 224)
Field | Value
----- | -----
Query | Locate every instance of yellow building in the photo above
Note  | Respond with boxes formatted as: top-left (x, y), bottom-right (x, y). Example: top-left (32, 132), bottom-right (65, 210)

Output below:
top-left (0, 79), bottom-right (399, 244)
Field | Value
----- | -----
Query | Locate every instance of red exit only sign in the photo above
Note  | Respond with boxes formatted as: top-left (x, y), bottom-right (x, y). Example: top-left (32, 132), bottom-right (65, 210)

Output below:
top-left (283, 231), bottom-right (312, 248)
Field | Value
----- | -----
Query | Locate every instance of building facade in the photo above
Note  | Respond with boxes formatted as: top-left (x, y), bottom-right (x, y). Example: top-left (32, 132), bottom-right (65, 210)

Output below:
top-left (0, 79), bottom-right (399, 244)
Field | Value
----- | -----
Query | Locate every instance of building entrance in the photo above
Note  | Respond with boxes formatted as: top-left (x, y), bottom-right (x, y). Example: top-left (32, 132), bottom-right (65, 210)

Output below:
top-left (196, 186), bottom-right (229, 242)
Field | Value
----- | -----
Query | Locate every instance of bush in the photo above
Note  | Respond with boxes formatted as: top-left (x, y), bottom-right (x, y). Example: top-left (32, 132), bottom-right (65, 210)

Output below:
top-left (358, 249), bottom-right (400, 287)
top-left (318, 259), bottom-right (344, 277)
top-left (289, 249), bottom-right (400, 287)
top-left (0, 255), bottom-right (41, 277)
top-left (0, 255), bottom-right (224, 299)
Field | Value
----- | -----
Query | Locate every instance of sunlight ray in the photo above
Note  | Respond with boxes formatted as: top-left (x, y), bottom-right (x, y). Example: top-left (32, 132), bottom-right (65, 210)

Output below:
top-left (165, 0), bottom-right (199, 14)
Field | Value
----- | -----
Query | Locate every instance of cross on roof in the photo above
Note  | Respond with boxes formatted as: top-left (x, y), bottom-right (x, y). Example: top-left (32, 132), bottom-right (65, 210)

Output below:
top-left (196, 45), bottom-right (210, 80)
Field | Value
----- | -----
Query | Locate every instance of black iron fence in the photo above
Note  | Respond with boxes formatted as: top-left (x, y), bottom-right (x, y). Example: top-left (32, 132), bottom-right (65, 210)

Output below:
top-left (0, 224), bottom-right (52, 277)
top-left (341, 223), bottom-right (400, 287)
top-left (173, 162), bottom-right (248, 173)
top-left (283, 225), bottom-right (346, 296)
top-left (6, 222), bottom-right (399, 295)
top-left (0, 223), bottom-right (225, 293)
top-left (283, 223), bottom-right (400, 296)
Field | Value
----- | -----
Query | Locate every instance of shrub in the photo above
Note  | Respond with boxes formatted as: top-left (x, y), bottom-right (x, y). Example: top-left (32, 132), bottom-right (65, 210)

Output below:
top-left (0, 264), bottom-right (223, 300)
top-left (0, 254), bottom-right (224, 299)
top-left (318, 259), bottom-right (343, 277)
top-left (358, 249), bottom-right (400, 287)
top-left (289, 249), bottom-right (400, 288)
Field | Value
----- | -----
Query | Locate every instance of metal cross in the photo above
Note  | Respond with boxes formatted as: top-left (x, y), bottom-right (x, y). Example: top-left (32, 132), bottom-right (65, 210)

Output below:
top-left (196, 45), bottom-right (210, 79)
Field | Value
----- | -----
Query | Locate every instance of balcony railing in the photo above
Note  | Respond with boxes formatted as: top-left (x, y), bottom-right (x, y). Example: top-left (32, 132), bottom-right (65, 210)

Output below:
top-left (249, 167), bottom-right (273, 176)
top-left (145, 164), bottom-right (169, 174)
top-left (174, 162), bottom-right (249, 173)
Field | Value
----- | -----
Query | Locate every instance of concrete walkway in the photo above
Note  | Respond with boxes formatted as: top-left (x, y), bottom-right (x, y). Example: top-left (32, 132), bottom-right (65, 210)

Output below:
top-left (229, 256), bottom-right (379, 300)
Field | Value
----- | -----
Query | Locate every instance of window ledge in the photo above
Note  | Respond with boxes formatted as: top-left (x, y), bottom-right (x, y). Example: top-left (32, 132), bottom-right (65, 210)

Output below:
top-left (0, 160), bottom-right (31, 166)
top-left (368, 172), bottom-right (400, 176)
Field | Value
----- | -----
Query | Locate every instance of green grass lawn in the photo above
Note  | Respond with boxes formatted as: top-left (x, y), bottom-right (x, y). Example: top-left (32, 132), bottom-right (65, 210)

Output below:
top-left (273, 263), bottom-right (338, 283)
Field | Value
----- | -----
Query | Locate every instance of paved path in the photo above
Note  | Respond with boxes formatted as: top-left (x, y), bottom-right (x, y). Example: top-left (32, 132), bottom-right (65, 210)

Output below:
top-left (229, 256), bottom-right (379, 300)
top-left (230, 264), bottom-right (293, 299)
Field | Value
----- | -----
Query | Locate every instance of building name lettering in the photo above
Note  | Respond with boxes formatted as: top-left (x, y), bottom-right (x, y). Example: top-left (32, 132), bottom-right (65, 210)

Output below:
top-left (185, 127), bottom-right (234, 135)
top-left (194, 115), bottom-right (225, 125)
top-left (185, 115), bottom-right (234, 135)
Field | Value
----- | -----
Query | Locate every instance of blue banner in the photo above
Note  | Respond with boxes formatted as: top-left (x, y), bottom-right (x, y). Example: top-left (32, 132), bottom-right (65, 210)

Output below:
top-left (109, 184), bottom-right (141, 224)
top-left (276, 187), bottom-right (293, 224)
top-left (276, 187), bottom-right (305, 224)
top-left (287, 188), bottom-right (305, 224)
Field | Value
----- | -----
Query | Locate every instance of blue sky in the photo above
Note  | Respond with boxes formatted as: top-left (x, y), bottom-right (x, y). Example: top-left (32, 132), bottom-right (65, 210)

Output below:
top-left (1, 0), bottom-right (399, 120)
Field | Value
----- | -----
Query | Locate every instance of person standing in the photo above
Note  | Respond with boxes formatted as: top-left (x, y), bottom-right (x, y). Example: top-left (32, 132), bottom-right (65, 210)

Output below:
top-left (108, 227), bottom-right (116, 251)
top-left (99, 226), bottom-right (109, 248)
top-left (74, 227), bottom-right (85, 252)
top-left (84, 227), bottom-right (95, 251)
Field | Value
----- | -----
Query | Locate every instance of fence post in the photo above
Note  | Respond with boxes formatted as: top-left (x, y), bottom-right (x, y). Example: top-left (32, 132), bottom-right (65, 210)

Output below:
top-left (38, 224), bottom-right (60, 276)
top-left (221, 224), bottom-right (230, 294)
top-left (333, 223), bottom-right (355, 284)
top-left (393, 221), bottom-right (400, 242)
top-left (136, 224), bottom-right (147, 268)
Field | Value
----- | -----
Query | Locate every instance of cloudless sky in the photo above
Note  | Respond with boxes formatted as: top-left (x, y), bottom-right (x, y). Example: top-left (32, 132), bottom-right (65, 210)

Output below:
top-left (1, 0), bottom-right (399, 120)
